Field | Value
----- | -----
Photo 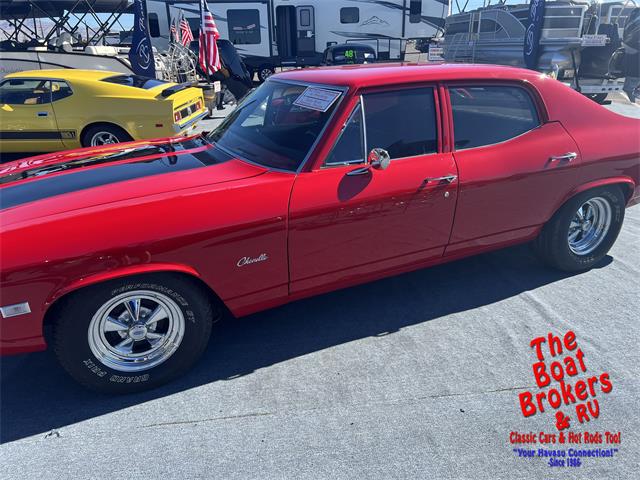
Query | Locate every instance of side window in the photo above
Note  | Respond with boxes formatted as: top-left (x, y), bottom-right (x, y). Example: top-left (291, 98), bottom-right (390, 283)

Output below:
top-left (51, 81), bottom-right (73, 102)
top-left (299, 9), bottom-right (311, 27)
top-left (449, 85), bottom-right (540, 150)
top-left (228, 9), bottom-right (261, 45)
top-left (148, 13), bottom-right (160, 38)
top-left (410, 0), bottom-right (422, 23)
top-left (325, 103), bottom-right (364, 166)
top-left (363, 87), bottom-right (438, 159)
top-left (340, 7), bottom-right (360, 24)
top-left (0, 79), bottom-right (51, 105)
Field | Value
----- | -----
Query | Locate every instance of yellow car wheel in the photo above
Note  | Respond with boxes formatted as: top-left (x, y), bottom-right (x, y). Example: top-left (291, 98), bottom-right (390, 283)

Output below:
top-left (82, 124), bottom-right (132, 148)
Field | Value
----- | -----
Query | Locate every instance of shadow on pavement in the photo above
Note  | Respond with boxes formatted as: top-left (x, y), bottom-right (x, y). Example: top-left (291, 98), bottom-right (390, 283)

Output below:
top-left (0, 244), bottom-right (612, 443)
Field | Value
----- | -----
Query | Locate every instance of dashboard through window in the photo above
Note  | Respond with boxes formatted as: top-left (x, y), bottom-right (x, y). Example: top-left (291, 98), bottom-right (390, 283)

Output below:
top-left (209, 81), bottom-right (343, 171)
top-left (449, 85), bottom-right (540, 150)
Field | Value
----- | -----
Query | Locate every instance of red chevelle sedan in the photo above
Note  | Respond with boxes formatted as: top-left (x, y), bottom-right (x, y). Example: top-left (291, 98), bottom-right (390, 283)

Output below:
top-left (1, 64), bottom-right (638, 393)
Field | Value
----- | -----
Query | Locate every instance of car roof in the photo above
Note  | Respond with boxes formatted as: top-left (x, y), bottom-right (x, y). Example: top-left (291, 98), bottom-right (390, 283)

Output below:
top-left (274, 63), bottom-right (545, 89)
top-left (5, 69), bottom-right (120, 81)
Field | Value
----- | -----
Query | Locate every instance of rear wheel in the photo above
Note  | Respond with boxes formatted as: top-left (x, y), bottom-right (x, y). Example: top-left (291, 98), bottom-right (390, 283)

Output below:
top-left (258, 65), bottom-right (275, 83)
top-left (533, 187), bottom-right (625, 271)
top-left (81, 124), bottom-right (132, 147)
top-left (53, 274), bottom-right (215, 394)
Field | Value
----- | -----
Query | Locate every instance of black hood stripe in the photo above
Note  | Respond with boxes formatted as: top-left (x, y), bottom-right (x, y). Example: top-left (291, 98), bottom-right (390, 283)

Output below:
top-left (0, 143), bottom-right (234, 211)
top-left (0, 137), bottom-right (209, 186)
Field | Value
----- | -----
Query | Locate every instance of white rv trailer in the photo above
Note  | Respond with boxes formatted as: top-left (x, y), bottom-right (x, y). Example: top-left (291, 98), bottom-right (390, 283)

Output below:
top-left (146, 0), bottom-right (450, 80)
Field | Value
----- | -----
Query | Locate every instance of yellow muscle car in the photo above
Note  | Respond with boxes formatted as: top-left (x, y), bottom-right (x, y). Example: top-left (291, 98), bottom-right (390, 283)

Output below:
top-left (0, 69), bottom-right (208, 153)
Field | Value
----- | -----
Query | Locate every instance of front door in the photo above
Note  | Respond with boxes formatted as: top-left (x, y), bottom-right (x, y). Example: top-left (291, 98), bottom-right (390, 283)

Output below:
top-left (289, 86), bottom-right (459, 294)
top-left (296, 6), bottom-right (316, 62)
top-left (0, 78), bottom-right (63, 153)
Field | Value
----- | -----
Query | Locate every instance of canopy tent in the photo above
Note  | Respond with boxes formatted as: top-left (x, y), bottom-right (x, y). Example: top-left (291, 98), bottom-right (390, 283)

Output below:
top-left (0, 0), bottom-right (133, 46)
top-left (0, 1), bottom-right (132, 19)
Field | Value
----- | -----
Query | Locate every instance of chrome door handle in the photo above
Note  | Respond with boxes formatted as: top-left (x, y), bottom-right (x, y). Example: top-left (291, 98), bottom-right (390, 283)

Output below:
top-left (549, 152), bottom-right (577, 162)
top-left (424, 174), bottom-right (457, 184)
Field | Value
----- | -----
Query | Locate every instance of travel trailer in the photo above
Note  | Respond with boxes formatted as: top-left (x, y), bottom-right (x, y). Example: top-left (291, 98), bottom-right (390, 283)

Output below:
top-left (146, 0), bottom-right (450, 81)
top-left (442, 0), bottom-right (638, 102)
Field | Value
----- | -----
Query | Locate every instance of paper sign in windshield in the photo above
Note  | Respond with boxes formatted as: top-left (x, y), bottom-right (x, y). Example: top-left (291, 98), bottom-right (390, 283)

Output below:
top-left (293, 88), bottom-right (341, 112)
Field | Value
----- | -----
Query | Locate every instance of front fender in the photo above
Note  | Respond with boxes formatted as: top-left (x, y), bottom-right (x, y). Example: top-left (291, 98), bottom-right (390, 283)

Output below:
top-left (47, 262), bottom-right (202, 305)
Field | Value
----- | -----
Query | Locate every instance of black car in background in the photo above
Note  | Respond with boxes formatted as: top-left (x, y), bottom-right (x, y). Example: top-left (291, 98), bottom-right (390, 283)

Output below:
top-left (321, 43), bottom-right (377, 66)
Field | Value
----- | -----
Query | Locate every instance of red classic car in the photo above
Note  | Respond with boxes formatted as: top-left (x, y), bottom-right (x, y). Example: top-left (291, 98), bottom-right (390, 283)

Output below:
top-left (1, 64), bottom-right (638, 393)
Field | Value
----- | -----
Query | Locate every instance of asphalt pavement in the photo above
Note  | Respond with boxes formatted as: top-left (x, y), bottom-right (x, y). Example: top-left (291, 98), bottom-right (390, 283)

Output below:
top-left (0, 95), bottom-right (639, 480)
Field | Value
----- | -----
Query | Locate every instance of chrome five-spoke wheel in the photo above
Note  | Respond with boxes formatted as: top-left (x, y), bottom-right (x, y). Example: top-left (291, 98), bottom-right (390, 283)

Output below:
top-left (88, 291), bottom-right (185, 372)
top-left (567, 197), bottom-right (612, 256)
top-left (90, 131), bottom-right (120, 146)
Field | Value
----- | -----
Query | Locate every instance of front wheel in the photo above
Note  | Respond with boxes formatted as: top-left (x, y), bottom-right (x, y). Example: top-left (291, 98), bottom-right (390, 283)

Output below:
top-left (52, 274), bottom-right (215, 393)
top-left (532, 187), bottom-right (625, 272)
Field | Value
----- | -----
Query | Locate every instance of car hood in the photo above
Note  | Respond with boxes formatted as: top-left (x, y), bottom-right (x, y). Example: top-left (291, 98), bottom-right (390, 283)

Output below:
top-left (0, 135), bottom-right (268, 215)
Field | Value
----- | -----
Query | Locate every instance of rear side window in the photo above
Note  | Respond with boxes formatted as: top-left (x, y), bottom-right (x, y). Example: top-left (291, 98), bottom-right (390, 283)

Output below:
top-left (363, 87), bottom-right (438, 159)
top-left (449, 85), bottom-right (540, 150)
top-left (51, 81), bottom-right (73, 102)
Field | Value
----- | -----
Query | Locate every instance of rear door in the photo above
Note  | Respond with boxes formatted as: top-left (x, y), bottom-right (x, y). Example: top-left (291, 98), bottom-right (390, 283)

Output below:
top-left (445, 83), bottom-right (581, 254)
top-left (288, 86), bottom-right (458, 293)
top-left (0, 78), bottom-right (63, 153)
top-left (296, 6), bottom-right (317, 61)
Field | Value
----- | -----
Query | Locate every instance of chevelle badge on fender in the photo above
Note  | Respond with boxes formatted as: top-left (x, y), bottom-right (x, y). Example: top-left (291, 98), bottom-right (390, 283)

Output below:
top-left (1, 64), bottom-right (638, 393)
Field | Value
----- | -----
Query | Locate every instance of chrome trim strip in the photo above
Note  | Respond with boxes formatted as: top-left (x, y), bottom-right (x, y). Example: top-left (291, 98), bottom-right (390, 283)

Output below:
top-left (360, 95), bottom-right (368, 160)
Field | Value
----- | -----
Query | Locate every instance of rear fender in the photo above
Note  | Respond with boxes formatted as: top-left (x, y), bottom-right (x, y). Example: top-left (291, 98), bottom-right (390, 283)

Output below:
top-left (553, 177), bottom-right (636, 216)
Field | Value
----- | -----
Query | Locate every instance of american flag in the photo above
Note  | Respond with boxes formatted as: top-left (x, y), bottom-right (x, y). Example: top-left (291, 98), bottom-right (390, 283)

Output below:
top-left (170, 18), bottom-right (178, 42)
top-left (199, 0), bottom-right (221, 75)
top-left (179, 13), bottom-right (194, 46)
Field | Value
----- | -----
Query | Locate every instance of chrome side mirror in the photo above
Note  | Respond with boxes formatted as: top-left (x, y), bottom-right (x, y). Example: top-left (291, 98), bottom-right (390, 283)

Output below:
top-left (346, 148), bottom-right (391, 176)
top-left (368, 148), bottom-right (391, 170)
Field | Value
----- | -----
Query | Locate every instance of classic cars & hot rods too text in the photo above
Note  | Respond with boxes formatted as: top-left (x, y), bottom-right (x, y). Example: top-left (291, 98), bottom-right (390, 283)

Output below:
top-left (1, 64), bottom-right (638, 393)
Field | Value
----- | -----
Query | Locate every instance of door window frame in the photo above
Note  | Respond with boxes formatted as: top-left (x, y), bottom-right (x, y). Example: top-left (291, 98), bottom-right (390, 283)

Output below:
top-left (323, 97), bottom-right (366, 167)
top-left (444, 81), bottom-right (549, 152)
top-left (322, 83), bottom-right (444, 168)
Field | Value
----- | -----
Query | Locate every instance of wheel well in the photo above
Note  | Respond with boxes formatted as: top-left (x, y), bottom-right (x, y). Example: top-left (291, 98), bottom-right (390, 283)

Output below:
top-left (80, 122), bottom-right (132, 145)
top-left (564, 182), bottom-right (633, 210)
top-left (43, 271), bottom-right (229, 326)
top-left (618, 182), bottom-right (635, 203)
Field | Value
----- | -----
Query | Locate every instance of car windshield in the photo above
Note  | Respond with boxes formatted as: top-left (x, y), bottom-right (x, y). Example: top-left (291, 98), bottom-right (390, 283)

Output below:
top-left (208, 80), bottom-right (343, 171)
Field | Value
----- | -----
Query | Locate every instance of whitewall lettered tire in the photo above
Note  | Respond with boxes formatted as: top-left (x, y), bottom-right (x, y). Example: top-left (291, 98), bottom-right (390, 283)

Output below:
top-left (52, 274), bottom-right (214, 394)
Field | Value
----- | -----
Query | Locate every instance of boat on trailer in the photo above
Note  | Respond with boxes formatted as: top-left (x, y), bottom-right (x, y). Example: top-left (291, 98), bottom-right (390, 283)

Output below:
top-left (442, 0), bottom-right (638, 102)
top-left (0, 0), bottom-right (138, 79)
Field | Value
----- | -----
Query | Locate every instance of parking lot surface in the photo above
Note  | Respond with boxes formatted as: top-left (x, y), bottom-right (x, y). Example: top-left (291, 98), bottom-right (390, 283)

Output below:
top-left (1, 94), bottom-right (639, 480)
